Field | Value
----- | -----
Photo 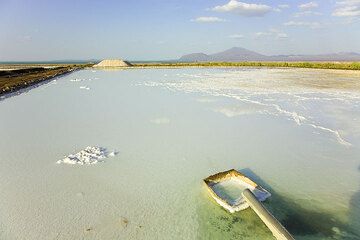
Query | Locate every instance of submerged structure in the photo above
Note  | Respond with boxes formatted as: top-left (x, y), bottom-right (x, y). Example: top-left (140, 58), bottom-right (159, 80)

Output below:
top-left (204, 169), bottom-right (271, 213)
top-left (93, 59), bottom-right (132, 68)
top-left (204, 169), bottom-right (294, 240)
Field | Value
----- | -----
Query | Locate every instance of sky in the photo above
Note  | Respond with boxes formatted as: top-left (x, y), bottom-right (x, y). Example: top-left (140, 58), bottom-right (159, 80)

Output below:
top-left (0, 0), bottom-right (360, 61)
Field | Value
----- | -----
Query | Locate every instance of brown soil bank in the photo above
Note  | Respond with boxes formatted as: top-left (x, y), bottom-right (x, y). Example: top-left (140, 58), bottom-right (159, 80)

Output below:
top-left (0, 65), bottom-right (86, 95)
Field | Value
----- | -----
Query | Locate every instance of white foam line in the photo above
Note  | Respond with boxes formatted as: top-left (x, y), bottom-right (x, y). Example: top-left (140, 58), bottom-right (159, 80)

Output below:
top-left (143, 79), bottom-right (353, 147)
top-left (308, 124), bottom-right (351, 147)
top-left (229, 93), bottom-right (350, 146)
top-left (203, 92), bottom-right (349, 147)
top-left (270, 103), bottom-right (307, 125)
top-left (213, 92), bottom-right (306, 124)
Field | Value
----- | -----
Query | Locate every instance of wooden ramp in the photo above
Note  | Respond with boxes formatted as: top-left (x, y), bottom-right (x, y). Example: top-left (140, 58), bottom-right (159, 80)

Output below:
top-left (242, 189), bottom-right (294, 240)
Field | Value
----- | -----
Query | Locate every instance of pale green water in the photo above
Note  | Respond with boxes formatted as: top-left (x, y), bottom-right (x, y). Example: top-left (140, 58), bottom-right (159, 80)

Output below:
top-left (0, 68), bottom-right (359, 239)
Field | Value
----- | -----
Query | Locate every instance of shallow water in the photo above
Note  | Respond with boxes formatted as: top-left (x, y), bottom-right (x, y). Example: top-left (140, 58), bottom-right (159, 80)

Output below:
top-left (0, 67), bottom-right (359, 239)
top-left (211, 179), bottom-right (248, 205)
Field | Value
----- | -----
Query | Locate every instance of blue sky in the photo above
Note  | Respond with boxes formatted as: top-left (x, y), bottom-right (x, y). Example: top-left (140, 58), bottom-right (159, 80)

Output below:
top-left (0, 0), bottom-right (360, 61)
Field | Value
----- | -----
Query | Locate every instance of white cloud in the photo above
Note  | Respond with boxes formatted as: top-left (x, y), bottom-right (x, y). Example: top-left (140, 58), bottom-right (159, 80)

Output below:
top-left (255, 29), bottom-right (288, 39)
top-left (212, 0), bottom-right (272, 17)
top-left (255, 31), bottom-right (272, 37)
top-left (277, 33), bottom-right (289, 38)
top-left (273, 4), bottom-right (290, 12)
top-left (299, 2), bottom-right (319, 10)
top-left (228, 34), bottom-right (244, 39)
top-left (191, 17), bottom-right (227, 23)
top-left (284, 21), bottom-right (322, 28)
top-left (294, 10), bottom-right (323, 17)
top-left (278, 4), bottom-right (290, 9)
top-left (295, 2), bottom-right (321, 17)
top-left (333, 0), bottom-right (360, 17)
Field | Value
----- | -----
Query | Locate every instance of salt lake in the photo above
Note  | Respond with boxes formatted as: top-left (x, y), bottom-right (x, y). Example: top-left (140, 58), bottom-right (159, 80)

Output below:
top-left (0, 67), bottom-right (359, 239)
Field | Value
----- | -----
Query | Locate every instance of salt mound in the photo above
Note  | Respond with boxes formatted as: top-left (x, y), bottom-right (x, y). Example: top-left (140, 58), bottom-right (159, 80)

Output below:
top-left (57, 146), bottom-right (117, 165)
top-left (93, 59), bottom-right (132, 68)
top-left (70, 78), bottom-right (83, 82)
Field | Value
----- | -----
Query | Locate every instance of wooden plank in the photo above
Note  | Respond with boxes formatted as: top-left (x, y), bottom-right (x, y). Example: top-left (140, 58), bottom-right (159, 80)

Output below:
top-left (242, 189), bottom-right (295, 240)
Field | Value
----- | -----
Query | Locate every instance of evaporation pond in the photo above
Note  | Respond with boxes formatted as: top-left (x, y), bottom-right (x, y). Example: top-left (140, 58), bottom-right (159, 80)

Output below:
top-left (1, 68), bottom-right (360, 239)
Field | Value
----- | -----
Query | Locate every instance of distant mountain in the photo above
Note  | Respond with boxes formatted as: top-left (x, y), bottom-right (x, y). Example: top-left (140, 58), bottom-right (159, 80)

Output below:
top-left (211, 47), bottom-right (267, 61)
top-left (179, 47), bottom-right (360, 62)
top-left (179, 53), bottom-right (210, 62)
top-left (179, 47), bottom-right (268, 62)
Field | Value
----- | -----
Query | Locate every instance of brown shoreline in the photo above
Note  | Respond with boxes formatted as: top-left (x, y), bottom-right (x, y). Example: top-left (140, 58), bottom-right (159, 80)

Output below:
top-left (0, 64), bottom-right (90, 96)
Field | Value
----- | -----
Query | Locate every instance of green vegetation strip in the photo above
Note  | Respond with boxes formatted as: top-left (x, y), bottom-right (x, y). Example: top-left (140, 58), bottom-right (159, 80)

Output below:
top-left (134, 61), bottom-right (360, 70)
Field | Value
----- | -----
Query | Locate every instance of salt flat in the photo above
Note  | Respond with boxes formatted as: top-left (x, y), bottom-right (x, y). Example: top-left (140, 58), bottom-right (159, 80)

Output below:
top-left (0, 67), bottom-right (359, 240)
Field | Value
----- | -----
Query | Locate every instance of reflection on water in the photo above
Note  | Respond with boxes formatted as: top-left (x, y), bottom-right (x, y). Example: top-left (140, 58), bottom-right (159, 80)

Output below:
top-left (240, 168), bottom-right (359, 240)
top-left (0, 68), bottom-right (359, 239)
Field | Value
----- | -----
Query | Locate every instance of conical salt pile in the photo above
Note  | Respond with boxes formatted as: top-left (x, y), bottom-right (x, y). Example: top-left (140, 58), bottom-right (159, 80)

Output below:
top-left (93, 59), bottom-right (132, 67)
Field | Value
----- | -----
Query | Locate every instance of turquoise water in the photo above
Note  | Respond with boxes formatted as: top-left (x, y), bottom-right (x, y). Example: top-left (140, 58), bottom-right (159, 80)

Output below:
top-left (0, 68), bottom-right (359, 239)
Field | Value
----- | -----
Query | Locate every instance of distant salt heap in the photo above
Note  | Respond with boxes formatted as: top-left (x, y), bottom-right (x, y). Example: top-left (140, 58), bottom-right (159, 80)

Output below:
top-left (57, 146), bottom-right (116, 165)
top-left (93, 59), bottom-right (132, 68)
top-left (70, 78), bottom-right (83, 82)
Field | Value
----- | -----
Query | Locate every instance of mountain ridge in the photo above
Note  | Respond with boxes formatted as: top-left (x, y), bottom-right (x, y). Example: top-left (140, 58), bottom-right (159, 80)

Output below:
top-left (179, 47), bottom-right (360, 62)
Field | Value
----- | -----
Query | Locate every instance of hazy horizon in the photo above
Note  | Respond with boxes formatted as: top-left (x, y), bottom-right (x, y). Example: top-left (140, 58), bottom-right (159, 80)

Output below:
top-left (1, 0), bottom-right (360, 61)
top-left (2, 46), bottom-right (360, 63)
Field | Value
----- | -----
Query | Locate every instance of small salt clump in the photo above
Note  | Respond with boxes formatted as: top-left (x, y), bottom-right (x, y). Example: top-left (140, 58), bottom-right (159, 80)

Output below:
top-left (70, 78), bottom-right (83, 82)
top-left (57, 146), bottom-right (117, 165)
